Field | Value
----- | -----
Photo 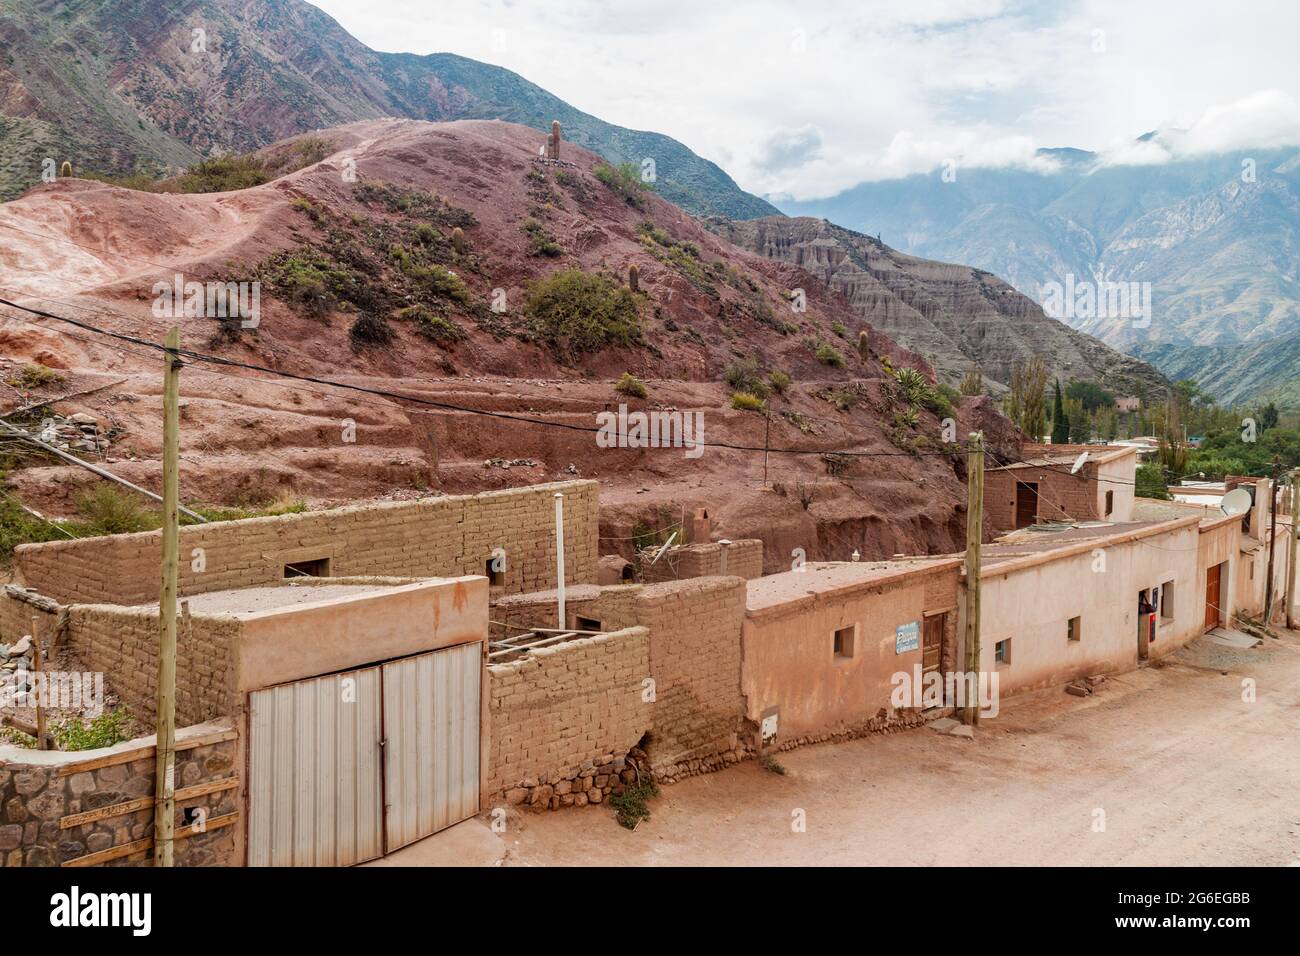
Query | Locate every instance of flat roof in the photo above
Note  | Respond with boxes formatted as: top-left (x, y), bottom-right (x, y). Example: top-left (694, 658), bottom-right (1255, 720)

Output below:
top-left (746, 559), bottom-right (958, 614)
top-left (134, 583), bottom-right (395, 617)
top-left (990, 443), bottom-right (1136, 471)
top-left (978, 515), bottom-right (1201, 571)
top-left (1132, 497), bottom-right (1240, 530)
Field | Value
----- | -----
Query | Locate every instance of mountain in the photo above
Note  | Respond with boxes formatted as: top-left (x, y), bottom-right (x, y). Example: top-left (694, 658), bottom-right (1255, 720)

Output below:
top-left (0, 119), bottom-right (1019, 564)
top-left (0, 0), bottom-right (777, 219)
top-left (778, 142), bottom-right (1300, 406)
top-left (706, 215), bottom-right (1169, 399)
top-left (1133, 333), bottom-right (1300, 411)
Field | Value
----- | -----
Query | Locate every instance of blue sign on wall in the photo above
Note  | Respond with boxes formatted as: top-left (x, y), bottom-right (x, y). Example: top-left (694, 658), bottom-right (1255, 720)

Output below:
top-left (895, 620), bottom-right (921, 654)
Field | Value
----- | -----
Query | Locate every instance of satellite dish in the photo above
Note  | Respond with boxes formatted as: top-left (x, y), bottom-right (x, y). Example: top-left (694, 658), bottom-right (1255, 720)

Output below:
top-left (1070, 451), bottom-right (1089, 475)
top-left (1220, 488), bottom-right (1252, 517)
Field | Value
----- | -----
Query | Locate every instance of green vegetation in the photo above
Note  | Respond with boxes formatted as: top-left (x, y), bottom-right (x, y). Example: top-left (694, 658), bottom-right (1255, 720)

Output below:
top-left (522, 218), bottom-right (563, 258)
top-left (49, 708), bottom-right (135, 752)
top-left (86, 137), bottom-right (332, 194)
top-left (614, 372), bottom-right (647, 398)
top-left (609, 781), bottom-right (659, 830)
top-left (74, 485), bottom-right (154, 535)
top-left (349, 314), bottom-right (394, 348)
top-left (812, 342), bottom-right (845, 368)
top-left (524, 270), bottom-right (642, 359)
top-left (396, 305), bottom-right (466, 346)
top-left (768, 370), bottom-right (792, 395)
top-left (760, 754), bottom-right (787, 775)
top-left (1136, 463), bottom-right (1172, 500)
top-left (354, 179), bottom-right (476, 229)
top-left (593, 162), bottom-right (650, 209)
top-left (4, 363), bottom-right (65, 389)
top-left (723, 358), bottom-right (771, 400)
top-left (959, 367), bottom-right (984, 397)
top-left (1003, 357), bottom-right (1050, 439)
top-left (731, 391), bottom-right (766, 411)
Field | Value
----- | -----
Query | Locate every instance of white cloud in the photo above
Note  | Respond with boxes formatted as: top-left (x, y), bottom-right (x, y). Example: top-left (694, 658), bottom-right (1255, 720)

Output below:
top-left (305, 0), bottom-right (1300, 199)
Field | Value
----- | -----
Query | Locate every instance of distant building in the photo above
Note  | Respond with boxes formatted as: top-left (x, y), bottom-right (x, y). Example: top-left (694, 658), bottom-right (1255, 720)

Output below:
top-left (1116, 396), bottom-right (1142, 413)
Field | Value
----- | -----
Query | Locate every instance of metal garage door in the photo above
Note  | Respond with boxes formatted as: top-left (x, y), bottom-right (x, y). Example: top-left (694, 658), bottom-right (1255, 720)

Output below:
top-left (382, 643), bottom-right (481, 851)
top-left (248, 667), bottom-right (384, 867)
top-left (247, 643), bottom-right (481, 865)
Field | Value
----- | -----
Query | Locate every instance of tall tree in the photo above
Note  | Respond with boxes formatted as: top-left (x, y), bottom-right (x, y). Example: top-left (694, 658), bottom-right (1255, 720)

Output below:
top-left (1051, 379), bottom-right (1070, 444)
top-left (1004, 358), bottom-right (1049, 440)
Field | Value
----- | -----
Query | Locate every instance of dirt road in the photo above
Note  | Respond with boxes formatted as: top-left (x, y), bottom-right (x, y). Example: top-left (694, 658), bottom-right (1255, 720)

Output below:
top-left (500, 628), bottom-right (1300, 866)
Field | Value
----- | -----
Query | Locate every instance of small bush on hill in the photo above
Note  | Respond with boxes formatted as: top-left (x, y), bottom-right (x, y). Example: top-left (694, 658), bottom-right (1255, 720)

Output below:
top-left (731, 391), bottom-right (766, 411)
top-left (813, 342), bottom-right (845, 368)
top-left (593, 162), bottom-right (650, 209)
top-left (615, 372), bottom-right (648, 398)
top-left (525, 270), bottom-right (642, 358)
top-left (724, 358), bottom-right (771, 399)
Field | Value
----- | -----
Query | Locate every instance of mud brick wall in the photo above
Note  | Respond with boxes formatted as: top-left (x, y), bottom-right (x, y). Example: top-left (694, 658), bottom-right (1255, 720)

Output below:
top-left (15, 480), bottom-right (599, 606)
top-left (595, 577), bottom-right (747, 779)
top-left (641, 539), bottom-right (764, 583)
top-left (63, 607), bottom-right (239, 726)
top-left (0, 586), bottom-right (59, 645)
top-left (985, 466), bottom-right (1101, 531)
top-left (485, 627), bottom-right (650, 806)
top-left (0, 723), bottom-right (239, 867)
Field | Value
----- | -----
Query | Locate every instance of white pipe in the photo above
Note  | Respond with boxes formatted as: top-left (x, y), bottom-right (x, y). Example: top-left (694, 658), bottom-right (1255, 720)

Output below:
top-left (554, 492), bottom-right (566, 628)
top-left (719, 538), bottom-right (731, 576)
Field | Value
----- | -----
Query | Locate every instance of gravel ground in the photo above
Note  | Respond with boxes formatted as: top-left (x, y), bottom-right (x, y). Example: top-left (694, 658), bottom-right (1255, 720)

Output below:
top-left (498, 628), bottom-right (1300, 866)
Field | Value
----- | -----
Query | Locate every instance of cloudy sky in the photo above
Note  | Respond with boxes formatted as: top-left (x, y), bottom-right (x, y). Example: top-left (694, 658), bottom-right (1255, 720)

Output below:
top-left (308, 0), bottom-right (1300, 201)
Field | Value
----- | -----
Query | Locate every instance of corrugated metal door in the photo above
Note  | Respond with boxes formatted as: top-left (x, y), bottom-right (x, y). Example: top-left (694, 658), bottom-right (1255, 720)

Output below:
top-left (248, 667), bottom-right (383, 867)
top-left (381, 642), bottom-right (481, 852)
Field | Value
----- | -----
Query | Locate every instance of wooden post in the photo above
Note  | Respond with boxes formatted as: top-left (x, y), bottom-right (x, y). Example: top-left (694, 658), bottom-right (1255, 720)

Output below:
top-left (1287, 469), bottom-right (1298, 631)
top-left (1264, 456), bottom-right (1280, 624)
top-left (962, 432), bottom-right (984, 726)
top-left (762, 409), bottom-right (770, 488)
top-left (154, 326), bottom-right (181, 868)
top-left (30, 615), bottom-right (47, 750)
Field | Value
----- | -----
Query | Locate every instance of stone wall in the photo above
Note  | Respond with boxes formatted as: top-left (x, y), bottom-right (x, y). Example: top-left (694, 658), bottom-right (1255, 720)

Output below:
top-left (640, 539), bottom-right (764, 583)
top-left (15, 480), bottom-right (599, 606)
top-left (63, 606), bottom-right (239, 727)
top-left (0, 722), bottom-right (239, 867)
top-left (485, 627), bottom-right (650, 808)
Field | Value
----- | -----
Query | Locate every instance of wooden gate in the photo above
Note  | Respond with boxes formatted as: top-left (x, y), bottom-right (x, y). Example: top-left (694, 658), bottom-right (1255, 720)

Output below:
top-left (1205, 562), bottom-right (1223, 632)
top-left (247, 643), bottom-right (481, 866)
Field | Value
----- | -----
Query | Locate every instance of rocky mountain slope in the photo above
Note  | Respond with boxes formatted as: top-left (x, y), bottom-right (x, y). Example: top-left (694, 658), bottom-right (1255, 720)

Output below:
top-left (707, 216), bottom-right (1169, 398)
top-left (779, 142), bottom-right (1300, 406)
top-left (0, 0), bottom-right (775, 218)
top-left (0, 119), bottom-right (1017, 565)
top-left (1133, 332), bottom-right (1300, 411)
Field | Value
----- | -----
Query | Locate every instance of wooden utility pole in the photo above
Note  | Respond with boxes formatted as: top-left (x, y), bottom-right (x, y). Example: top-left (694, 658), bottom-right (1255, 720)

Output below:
top-left (1264, 456), bottom-right (1281, 624)
top-left (962, 432), bottom-right (984, 726)
top-left (154, 327), bottom-right (181, 867)
top-left (1287, 469), bottom-right (1298, 631)
top-left (30, 616), bottom-right (47, 750)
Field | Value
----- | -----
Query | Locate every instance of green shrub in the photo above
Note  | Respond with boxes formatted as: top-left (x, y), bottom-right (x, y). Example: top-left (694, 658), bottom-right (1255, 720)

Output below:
top-left (814, 342), bottom-right (845, 368)
top-left (1136, 462), bottom-right (1172, 500)
top-left (593, 162), bottom-right (650, 208)
top-left (75, 485), bottom-right (156, 535)
top-left (724, 358), bottom-right (771, 399)
top-left (4, 363), bottom-right (64, 389)
top-left (522, 218), bottom-right (562, 257)
top-left (408, 264), bottom-right (470, 303)
top-left (731, 391), bottom-right (766, 411)
top-left (525, 270), bottom-right (642, 358)
top-left (609, 781), bottom-right (659, 830)
top-left (412, 222), bottom-right (440, 246)
top-left (349, 314), bottom-right (394, 348)
top-left (49, 708), bottom-right (134, 752)
top-left (768, 370), bottom-right (792, 394)
top-left (396, 305), bottom-right (466, 345)
top-left (615, 372), bottom-right (648, 398)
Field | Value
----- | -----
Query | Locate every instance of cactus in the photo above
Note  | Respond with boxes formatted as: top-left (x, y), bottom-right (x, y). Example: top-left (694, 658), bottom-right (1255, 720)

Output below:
top-left (451, 226), bottom-right (467, 255)
top-left (59, 160), bottom-right (72, 178)
top-left (858, 329), bottom-right (870, 361)
top-left (628, 262), bottom-right (640, 292)
top-left (549, 120), bottom-right (562, 160)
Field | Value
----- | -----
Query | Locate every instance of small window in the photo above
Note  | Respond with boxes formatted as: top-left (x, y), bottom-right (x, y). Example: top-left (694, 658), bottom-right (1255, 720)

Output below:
top-left (833, 625), bottom-right (855, 661)
top-left (1067, 616), bottom-right (1081, 642)
top-left (1105, 490), bottom-right (1114, 517)
top-left (575, 616), bottom-right (602, 632)
top-left (1160, 581), bottom-right (1174, 619)
top-left (485, 558), bottom-right (505, 587)
top-left (284, 557), bottom-right (329, 578)
top-left (995, 639), bottom-right (1011, 665)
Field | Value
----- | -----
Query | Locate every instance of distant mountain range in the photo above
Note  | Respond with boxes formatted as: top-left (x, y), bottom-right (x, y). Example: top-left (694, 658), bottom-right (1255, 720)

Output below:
top-left (0, 0), bottom-right (777, 218)
top-left (778, 141), bottom-right (1300, 407)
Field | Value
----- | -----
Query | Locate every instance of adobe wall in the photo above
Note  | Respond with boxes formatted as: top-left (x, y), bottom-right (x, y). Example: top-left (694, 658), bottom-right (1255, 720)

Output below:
top-left (742, 564), bottom-right (960, 741)
top-left (0, 585), bottom-right (59, 645)
top-left (985, 465), bottom-right (1102, 530)
top-left (593, 577), bottom-right (748, 780)
top-left (484, 627), bottom-right (650, 809)
top-left (63, 606), bottom-right (239, 727)
top-left (0, 722), bottom-right (239, 867)
top-left (640, 539), bottom-right (764, 583)
top-left (14, 480), bottom-right (599, 606)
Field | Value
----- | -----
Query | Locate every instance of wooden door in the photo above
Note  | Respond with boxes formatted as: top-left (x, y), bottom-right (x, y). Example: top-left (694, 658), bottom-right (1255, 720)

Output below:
top-left (1015, 482), bottom-right (1039, 529)
top-left (1204, 562), bottom-right (1222, 632)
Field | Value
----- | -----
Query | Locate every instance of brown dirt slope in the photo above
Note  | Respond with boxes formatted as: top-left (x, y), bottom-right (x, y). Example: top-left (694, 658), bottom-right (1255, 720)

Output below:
top-left (0, 119), bottom-right (1019, 564)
